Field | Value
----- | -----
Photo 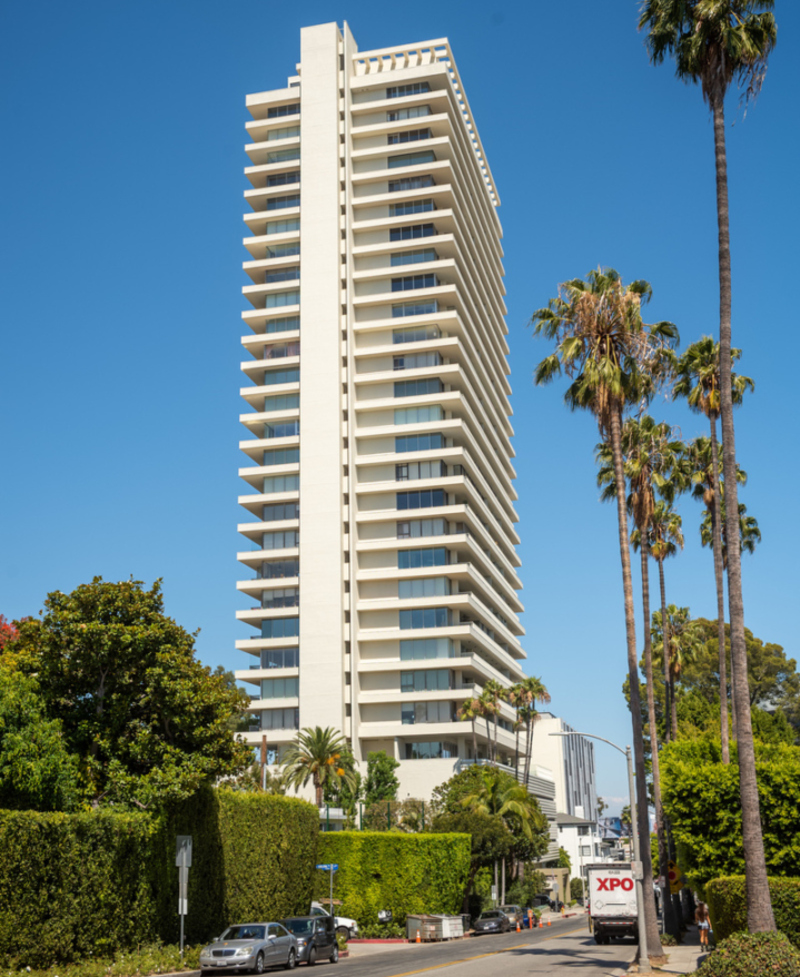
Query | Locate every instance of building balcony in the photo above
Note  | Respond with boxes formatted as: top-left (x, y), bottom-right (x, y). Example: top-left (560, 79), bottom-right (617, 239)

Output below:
top-left (237, 545), bottom-right (299, 569)
top-left (245, 136), bottom-right (301, 167)
top-left (242, 303), bottom-right (301, 333)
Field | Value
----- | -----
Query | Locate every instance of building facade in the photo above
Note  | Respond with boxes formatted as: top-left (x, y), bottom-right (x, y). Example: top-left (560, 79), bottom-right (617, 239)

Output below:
top-left (531, 713), bottom-right (599, 821)
top-left (234, 22), bottom-right (527, 795)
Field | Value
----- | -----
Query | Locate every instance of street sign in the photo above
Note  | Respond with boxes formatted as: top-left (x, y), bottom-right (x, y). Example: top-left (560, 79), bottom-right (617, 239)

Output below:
top-left (667, 860), bottom-right (684, 894)
top-left (176, 836), bottom-right (193, 868)
top-left (316, 863), bottom-right (338, 871)
top-left (632, 860), bottom-right (643, 881)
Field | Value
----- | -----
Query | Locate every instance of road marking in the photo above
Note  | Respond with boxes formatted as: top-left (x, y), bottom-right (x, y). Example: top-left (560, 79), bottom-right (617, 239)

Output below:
top-left (376, 927), bottom-right (588, 977)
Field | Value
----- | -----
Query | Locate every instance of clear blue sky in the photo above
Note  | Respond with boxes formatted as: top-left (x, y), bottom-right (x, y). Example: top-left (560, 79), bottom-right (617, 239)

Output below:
top-left (2, 1), bottom-right (798, 814)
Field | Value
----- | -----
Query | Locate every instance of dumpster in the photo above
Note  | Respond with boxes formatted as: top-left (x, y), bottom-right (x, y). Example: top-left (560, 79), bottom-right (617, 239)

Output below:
top-left (406, 915), bottom-right (464, 941)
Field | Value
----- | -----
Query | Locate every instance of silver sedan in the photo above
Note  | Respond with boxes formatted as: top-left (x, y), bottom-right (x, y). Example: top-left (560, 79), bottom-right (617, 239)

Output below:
top-left (199, 922), bottom-right (297, 974)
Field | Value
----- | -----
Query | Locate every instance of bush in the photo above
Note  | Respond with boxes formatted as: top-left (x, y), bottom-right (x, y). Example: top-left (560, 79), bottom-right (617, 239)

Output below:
top-left (570, 877), bottom-right (585, 901)
top-left (660, 933), bottom-right (678, 946)
top-left (316, 831), bottom-right (470, 926)
top-left (696, 931), bottom-right (800, 977)
top-left (705, 876), bottom-right (800, 948)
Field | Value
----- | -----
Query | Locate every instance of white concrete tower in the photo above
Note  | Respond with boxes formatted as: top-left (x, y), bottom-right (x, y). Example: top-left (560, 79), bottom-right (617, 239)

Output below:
top-left (235, 23), bottom-right (528, 798)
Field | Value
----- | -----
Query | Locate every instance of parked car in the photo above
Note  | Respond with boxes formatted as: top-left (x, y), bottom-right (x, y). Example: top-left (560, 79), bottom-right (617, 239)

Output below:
top-left (199, 921), bottom-right (297, 974)
top-left (498, 904), bottom-right (522, 925)
top-left (531, 894), bottom-right (552, 908)
top-left (310, 902), bottom-right (359, 940)
top-left (282, 916), bottom-right (339, 965)
top-left (472, 910), bottom-right (511, 935)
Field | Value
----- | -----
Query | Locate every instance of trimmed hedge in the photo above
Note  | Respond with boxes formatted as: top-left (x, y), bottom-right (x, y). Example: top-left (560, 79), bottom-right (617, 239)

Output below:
top-left (0, 789), bottom-right (319, 967)
top-left (316, 831), bottom-right (471, 926)
top-left (695, 931), bottom-right (800, 977)
top-left (706, 876), bottom-right (800, 948)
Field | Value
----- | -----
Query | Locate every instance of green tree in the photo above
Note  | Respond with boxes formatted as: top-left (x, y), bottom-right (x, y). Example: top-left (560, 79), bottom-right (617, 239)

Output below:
top-left (640, 0), bottom-right (778, 934)
top-left (323, 744), bottom-right (361, 821)
top-left (676, 338), bottom-right (754, 763)
top-left (512, 676), bottom-right (551, 784)
top-left (8, 578), bottom-right (251, 809)
top-left (701, 498), bottom-right (761, 568)
top-left (479, 679), bottom-right (507, 764)
top-left (363, 750), bottom-right (400, 805)
top-left (0, 667), bottom-right (80, 811)
top-left (532, 267), bottom-right (678, 961)
top-left (652, 606), bottom-right (706, 740)
top-left (431, 810), bottom-right (514, 911)
top-left (557, 846), bottom-right (572, 872)
top-left (282, 726), bottom-right (356, 808)
top-left (457, 696), bottom-right (481, 761)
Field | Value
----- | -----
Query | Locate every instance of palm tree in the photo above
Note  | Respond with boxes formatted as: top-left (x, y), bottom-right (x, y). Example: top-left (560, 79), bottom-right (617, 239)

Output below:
top-left (648, 501), bottom-right (684, 744)
top-left (281, 726), bottom-right (357, 807)
top-left (532, 268), bottom-right (678, 961)
top-left (513, 676), bottom-right (551, 785)
top-left (640, 0), bottom-right (777, 934)
top-left (701, 497), bottom-right (761, 568)
top-left (481, 679), bottom-right (507, 765)
top-left (458, 696), bottom-right (481, 762)
top-left (652, 606), bottom-right (706, 738)
top-left (676, 338), bottom-right (754, 763)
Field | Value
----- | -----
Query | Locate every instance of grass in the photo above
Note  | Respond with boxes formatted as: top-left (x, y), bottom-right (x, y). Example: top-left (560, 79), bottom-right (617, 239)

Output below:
top-left (0, 943), bottom-right (202, 977)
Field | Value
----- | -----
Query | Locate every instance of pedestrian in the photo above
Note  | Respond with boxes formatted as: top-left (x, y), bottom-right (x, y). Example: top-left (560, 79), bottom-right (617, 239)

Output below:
top-left (695, 902), bottom-right (711, 950)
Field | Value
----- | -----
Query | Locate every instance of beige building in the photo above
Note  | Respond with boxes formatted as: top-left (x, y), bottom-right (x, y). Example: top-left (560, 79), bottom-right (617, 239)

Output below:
top-left (235, 22), bottom-right (527, 798)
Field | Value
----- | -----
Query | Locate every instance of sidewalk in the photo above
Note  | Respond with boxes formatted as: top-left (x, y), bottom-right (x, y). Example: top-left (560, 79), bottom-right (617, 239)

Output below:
top-left (647, 923), bottom-right (710, 975)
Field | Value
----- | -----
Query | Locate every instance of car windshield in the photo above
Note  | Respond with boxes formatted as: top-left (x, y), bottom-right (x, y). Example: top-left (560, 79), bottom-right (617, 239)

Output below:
top-left (480, 912), bottom-right (501, 919)
top-left (284, 919), bottom-right (314, 936)
top-left (220, 925), bottom-right (265, 941)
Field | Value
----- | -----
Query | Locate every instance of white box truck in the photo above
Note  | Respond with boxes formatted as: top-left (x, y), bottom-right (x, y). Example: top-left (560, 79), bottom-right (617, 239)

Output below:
top-left (586, 863), bottom-right (638, 944)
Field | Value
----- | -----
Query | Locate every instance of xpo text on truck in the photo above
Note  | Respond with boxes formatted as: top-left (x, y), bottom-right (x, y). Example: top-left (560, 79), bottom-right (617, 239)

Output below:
top-left (586, 863), bottom-right (638, 945)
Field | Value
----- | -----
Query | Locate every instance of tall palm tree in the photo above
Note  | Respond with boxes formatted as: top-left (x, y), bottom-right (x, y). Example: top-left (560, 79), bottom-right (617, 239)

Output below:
top-left (701, 497), bottom-right (761, 568)
top-left (461, 765), bottom-right (545, 841)
top-left (457, 696), bottom-right (481, 762)
top-left (508, 683), bottom-right (525, 772)
top-left (676, 338), bottom-right (754, 763)
top-left (652, 606), bottom-right (705, 739)
top-left (532, 268), bottom-right (678, 962)
top-left (481, 679), bottom-right (507, 765)
top-left (281, 726), bottom-right (356, 807)
top-left (640, 0), bottom-right (777, 934)
top-left (648, 501), bottom-right (684, 743)
top-left (513, 676), bottom-right (551, 785)
top-left (597, 416), bottom-right (684, 938)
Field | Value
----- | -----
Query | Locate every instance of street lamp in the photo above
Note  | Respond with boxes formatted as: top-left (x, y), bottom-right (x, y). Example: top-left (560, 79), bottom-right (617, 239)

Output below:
top-left (549, 731), bottom-right (651, 972)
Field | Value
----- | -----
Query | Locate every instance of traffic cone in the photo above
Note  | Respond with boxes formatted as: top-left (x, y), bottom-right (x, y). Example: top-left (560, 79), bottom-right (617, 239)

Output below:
top-left (516, 920), bottom-right (521, 933)
top-left (547, 919), bottom-right (551, 926)
top-left (538, 919), bottom-right (543, 929)
top-left (416, 930), bottom-right (421, 943)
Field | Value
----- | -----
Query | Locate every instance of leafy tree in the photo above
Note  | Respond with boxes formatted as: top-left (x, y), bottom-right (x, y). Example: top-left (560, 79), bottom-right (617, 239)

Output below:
top-left (0, 616), bottom-right (18, 650)
top-left (282, 726), bottom-right (356, 807)
top-left (7, 578), bottom-right (251, 809)
top-left (322, 744), bottom-right (361, 819)
top-left (212, 665), bottom-right (257, 734)
top-left (0, 667), bottom-right (80, 811)
top-left (229, 761), bottom-right (289, 794)
top-left (640, 0), bottom-right (778, 934)
top-left (532, 266), bottom-right (677, 960)
top-left (363, 750), bottom-right (400, 805)
top-left (430, 763), bottom-right (490, 816)
top-left (597, 797), bottom-right (608, 817)
top-left (557, 846), bottom-right (572, 871)
top-left (457, 696), bottom-right (481, 760)
top-left (652, 606), bottom-right (706, 740)
top-left (431, 810), bottom-right (513, 910)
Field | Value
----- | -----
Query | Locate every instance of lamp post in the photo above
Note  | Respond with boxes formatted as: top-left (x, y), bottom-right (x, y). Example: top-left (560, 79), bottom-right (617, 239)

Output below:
top-left (549, 731), bottom-right (651, 973)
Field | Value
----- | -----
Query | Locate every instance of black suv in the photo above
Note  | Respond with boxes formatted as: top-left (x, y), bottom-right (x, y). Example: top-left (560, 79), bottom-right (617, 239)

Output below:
top-left (282, 916), bottom-right (339, 966)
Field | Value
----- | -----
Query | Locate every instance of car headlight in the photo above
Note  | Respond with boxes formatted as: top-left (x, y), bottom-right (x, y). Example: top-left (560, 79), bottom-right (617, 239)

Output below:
top-left (296, 939), bottom-right (307, 946)
top-left (234, 946), bottom-right (255, 956)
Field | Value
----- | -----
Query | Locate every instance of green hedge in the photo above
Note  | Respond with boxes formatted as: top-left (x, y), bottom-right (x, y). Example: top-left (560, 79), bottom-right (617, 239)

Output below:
top-left (316, 831), bottom-right (470, 926)
top-left (0, 789), bottom-right (319, 967)
top-left (0, 809), bottom-right (160, 968)
top-left (705, 876), bottom-right (800, 948)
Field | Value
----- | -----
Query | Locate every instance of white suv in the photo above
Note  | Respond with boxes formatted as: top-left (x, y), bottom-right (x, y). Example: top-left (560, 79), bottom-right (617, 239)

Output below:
top-left (310, 902), bottom-right (359, 939)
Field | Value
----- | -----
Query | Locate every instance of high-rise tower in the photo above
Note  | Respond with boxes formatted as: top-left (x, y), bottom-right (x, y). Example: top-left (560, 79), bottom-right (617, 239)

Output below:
top-left (235, 23), bottom-right (527, 797)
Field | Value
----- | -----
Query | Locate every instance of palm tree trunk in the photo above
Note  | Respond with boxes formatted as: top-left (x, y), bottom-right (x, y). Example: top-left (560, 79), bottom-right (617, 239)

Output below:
top-left (493, 707), bottom-right (499, 765)
top-left (485, 716), bottom-right (493, 763)
top-left (709, 414), bottom-right (730, 764)
top-left (640, 542), bottom-right (678, 937)
top-left (669, 673), bottom-right (678, 740)
top-left (608, 408), bottom-right (662, 962)
top-left (712, 92), bottom-right (775, 933)
top-left (514, 719), bottom-right (520, 778)
top-left (658, 558), bottom-right (671, 745)
top-left (472, 719), bottom-right (478, 762)
top-left (524, 713), bottom-right (533, 785)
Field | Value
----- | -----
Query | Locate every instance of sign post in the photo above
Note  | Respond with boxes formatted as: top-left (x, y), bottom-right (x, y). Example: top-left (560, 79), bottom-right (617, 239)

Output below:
top-left (316, 863), bottom-right (339, 916)
top-left (176, 836), bottom-right (193, 962)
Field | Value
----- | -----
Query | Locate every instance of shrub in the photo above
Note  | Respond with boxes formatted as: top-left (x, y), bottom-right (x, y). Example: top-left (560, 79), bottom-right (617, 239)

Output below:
top-left (695, 931), bottom-right (800, 977)
top-left (570, 877), bottom-right (585, 901)
top-left (705, 876), bottom-right (800, 948)
top-left (316, 831), bottom-right (470, 926)
top-left (660, 933), bottom-right (678, 946)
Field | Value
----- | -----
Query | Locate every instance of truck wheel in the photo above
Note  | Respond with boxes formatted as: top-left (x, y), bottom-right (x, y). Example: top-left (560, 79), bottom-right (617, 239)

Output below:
top-left (595, 935), bottom-right (604, 945)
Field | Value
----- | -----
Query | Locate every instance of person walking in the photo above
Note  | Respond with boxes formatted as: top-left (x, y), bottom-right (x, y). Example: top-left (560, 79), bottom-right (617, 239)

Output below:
top-left (695, 902), bottom-right (711, 950)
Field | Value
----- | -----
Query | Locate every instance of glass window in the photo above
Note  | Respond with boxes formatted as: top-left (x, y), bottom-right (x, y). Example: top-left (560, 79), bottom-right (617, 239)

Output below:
top-left (399, 607), bottom-right (450, 630)
top-left (266, 242), bottom-right (300, 259)
top-left (394, 405), bottom-right (443, 425)
top-left (397, 518), bottom-right (446, 539)
top-left (388, 176), bottom-right (434, 192)
top-left (391, 248), bottom-right (438, 267)
top-left (266, 217), bottom-right (300, 234)
top-left (266, 315), bottom-right (300, 334)
top-left (389, 223), bottom-right (435, 241)
top-left (267, 104), bottom-right (300, 118)
top-left (260, 559), bottom-right (299, 580)
top-left (397, 489), bottom-right (445, 510)
top-left (394, 378), bottom-right (443, 397)
top-left (267, 125), bottom-right (300, 141)
top-left (399, 577), bottom-right (450, 599)
top-left (393, 352), bottom-right (442, 371)
top-left (263, 473), bottom-right (300, 494)
top-left (404, 741), bottom-right (457, 759)
top-left (398, 548), bottom-right (447, 570)
top-left (261, 587), bottom-right (299, 609)
top-left (388, 151), bottom-right (436, 169)
top-left (266, 194), bottom-right (300, 211)
top-left (391, 273), bottom-right (437, 291)
top-left (392, 300), bottom-right (438, 318)
top-left (392, 326), bottom-right (441, 346)
top-left (263, 447), bottom-right (300, 466)
top-left (260, 647), bottom-right (299, 668)
top-left (395, 460), bottom-right (445, 481)
top-left (261, 617), bottom-right (300, 639)
top-left (395, 433), bottom-right (443, 453)
top-left (265, 267), bottom-right (299, 283)
top-left (263, 393), bottom-right (300, 413)
top-left (390, 200), bottom-right (435, 217)
top-left (261, 676), bottom-right (299, 698)
top-left (261, 530), bottom-right (299, 550)
top-left (387, 129), bottom-right (431, 145)
top-left (402, 700), bottom-right (454, 724)
top-left (266, 149), bottom-right (300, 164)
top-left (263, 367), bottom-right (300, 386)
top-left (387, 106), bottom-right (431, 122)
top-left (400, 637), bottom-right (454, 660)
top-left (261, 707), bottom-right (299, 730)
top-left (400, 669), bottom-right (452, 692)
top-left (386, 82), bottom-right (431, 98)
top-left (262, 502), bottom-right (299, 522)
top-left (265, 290), bottom-right (300, 308)
top-left (263, 341), bottom-right (300, 359)
top-left (266, 171), bottom-right (300, 187)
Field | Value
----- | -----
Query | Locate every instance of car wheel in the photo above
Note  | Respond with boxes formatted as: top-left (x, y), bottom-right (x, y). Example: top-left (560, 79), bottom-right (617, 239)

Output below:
top-left (336, 926), bottom-right (349, 941)
top-left (330, 944), bottom-right (339, 964)
top-left (307, 947), bottom-right (316, 967)
top-left (284, 948), bottom-right (297, 970)
top-left (254, 952), bottom-right (265, 974)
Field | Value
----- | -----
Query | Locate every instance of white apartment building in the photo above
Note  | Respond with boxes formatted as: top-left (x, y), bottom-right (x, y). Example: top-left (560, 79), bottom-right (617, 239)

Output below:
top-left (532, 713), bottom-right (599, 820)
top-left (234, 22), bottom-right (527, 798)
